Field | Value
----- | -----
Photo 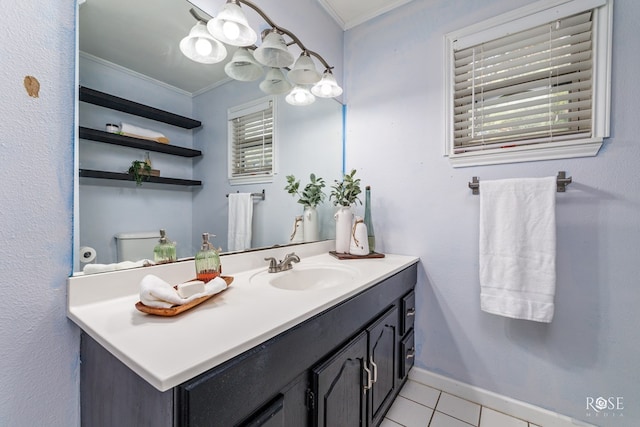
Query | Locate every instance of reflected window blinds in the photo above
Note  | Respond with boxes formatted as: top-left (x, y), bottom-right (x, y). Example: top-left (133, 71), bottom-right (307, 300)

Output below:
top-left (229, 99), bottom-right (274, 178)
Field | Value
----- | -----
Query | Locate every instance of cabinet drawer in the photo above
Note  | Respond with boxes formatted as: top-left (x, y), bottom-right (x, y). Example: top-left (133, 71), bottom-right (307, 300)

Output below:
top-left (400, 291), bottom-right (416, 336)
top-left (399, 329), bottom-right (415, 379)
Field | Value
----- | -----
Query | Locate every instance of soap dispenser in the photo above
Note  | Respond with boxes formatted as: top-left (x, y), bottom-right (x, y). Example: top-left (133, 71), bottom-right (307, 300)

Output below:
top-left (195, 233), bottom-right (221, 282)
top-left (153, 229), bottom-right (176, 264)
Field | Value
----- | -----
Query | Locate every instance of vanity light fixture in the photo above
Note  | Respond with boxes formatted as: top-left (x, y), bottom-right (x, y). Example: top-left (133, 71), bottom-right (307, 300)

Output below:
top-left (285, 85), bottom-right (316, 106)
top-left (182, 0), bottom-right (342, 105)
top-left (288, 51), bottom-right (321, 85)
top-left (259, 67), bottom-right (293, 95)
top-left (206, 0), bottom-right (258, 46)
top-left (253, 29), bottom-right (295, 68)
top-left (180, 21), bottom-right (228, 64)
top-left (311, 69), bottom-right (343, 98)
top-left (224, 47), bottom-right (264, 81)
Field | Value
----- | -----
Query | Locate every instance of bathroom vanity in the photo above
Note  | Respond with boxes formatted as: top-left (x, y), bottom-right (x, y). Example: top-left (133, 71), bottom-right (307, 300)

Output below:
top-left (68, 242), bottom-right (418, 426)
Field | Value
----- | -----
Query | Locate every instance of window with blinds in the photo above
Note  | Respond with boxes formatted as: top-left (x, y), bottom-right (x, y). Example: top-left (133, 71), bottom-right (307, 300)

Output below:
top-left (444, 0), bottom-right (612, 167)
top-left (228, 97), bottom-right (275, 184)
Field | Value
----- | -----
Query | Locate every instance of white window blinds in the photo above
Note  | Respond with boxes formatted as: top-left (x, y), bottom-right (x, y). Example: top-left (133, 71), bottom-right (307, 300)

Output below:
top-left (453, 10), bottom-right (594, 153)
top-left (228, 99), bottom-right (274, 181)
top-left (444, 0), bottom-right (612, 167)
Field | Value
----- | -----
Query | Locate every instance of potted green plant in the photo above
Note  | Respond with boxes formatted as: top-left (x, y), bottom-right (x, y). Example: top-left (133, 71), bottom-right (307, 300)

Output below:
top-left (329, 169), bottom-right (362, 207)
top-left (285, 173), bottom-right (326, 242)
top-left (330, 169), bottom-right (362, 253)
top-left (285, 173), bottom-right (326, 208)
top-left (128, 160), bottom-right (152, 186)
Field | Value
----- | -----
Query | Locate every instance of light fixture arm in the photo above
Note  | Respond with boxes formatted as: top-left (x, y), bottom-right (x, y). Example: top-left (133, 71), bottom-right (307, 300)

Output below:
top-left (189, 8), bottom-right (208, 23)
top-left (234, 0), bottom-right (332, 70)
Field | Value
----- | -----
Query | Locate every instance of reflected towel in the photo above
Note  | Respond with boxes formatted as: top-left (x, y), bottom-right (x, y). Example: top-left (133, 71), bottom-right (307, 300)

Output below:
top-left (479, 177), bottom-right (557, 323)
top-left (83, 259), bottom-right (154, 275)
top-left (228, 193), bottom-right (253, 252)
top-left (121, 122), bottom-right (169, 144)
top-left (139, 274), bottom-right (227, 309)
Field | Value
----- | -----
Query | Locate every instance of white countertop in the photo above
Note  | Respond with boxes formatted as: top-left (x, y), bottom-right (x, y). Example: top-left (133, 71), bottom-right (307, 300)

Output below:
top-left (68, 241), bottom-right (418, 391)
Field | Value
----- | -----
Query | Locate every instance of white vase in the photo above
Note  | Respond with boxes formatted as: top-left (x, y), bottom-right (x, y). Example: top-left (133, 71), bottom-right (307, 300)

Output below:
top-left (349, 216), bottom-right (369, 256)
top-left (289, 215), bottom-right (304, 243)
top-left (303, 206), bottom-right (319, 242)
top-left (334, 206), bottom-right (353, 253)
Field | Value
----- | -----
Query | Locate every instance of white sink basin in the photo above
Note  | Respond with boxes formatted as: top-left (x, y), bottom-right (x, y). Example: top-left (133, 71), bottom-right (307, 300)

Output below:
top-left (250, 264), bottom-right (359, 291)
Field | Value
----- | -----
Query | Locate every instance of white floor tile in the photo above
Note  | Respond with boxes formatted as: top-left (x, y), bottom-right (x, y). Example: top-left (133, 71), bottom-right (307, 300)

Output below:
top-left (430, 411), bottom-right (475, 427)
top-left (435, 393), bottom-right (481, 426)
top-left (479, 407), bottom-right (527, 427)
top-left (400, 380), bottom-right (441, 408)
top-left (380, 418), bottom-right (403, 427)
top-left (385, 395), bottom-right (433, 427)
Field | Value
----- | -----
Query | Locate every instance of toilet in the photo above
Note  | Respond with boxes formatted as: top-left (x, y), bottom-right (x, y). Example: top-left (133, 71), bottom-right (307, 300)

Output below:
top-left (114, 231), bottom-right (160, 262)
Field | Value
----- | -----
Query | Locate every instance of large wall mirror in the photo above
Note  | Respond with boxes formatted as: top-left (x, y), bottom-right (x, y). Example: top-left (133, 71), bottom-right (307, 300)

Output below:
top-left (75, 0), bottom-right (344, 273)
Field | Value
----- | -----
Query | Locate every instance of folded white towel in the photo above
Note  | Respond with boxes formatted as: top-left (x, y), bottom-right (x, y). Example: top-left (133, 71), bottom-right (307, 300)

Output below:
top-left (479, 177), bottom-right (557, 323)
top-left (228, 193), bottom-right (253, 252)
top-left (120, 122), bottom-right (169, 143)
top-left (83, 259), bottom-right (154, 275)
top-left (139, 274), bottom-right (227, 309)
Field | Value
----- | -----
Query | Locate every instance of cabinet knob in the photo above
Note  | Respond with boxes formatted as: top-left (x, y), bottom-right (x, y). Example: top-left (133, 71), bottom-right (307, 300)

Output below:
top-left (406, 347), bottom-right (415, 359)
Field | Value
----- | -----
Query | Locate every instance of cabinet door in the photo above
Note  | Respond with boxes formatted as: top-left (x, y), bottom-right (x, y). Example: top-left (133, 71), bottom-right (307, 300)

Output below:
top-left (312, 330), bottom-right (368, 427)
top-left (367, 307), bottom-right (398, 427)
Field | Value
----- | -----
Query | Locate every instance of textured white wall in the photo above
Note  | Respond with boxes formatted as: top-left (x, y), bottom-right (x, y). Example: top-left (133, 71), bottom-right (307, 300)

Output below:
top-left (344, 0), bottom-right (640, 425)
top-left (0, 1), bottom-right (79, 426)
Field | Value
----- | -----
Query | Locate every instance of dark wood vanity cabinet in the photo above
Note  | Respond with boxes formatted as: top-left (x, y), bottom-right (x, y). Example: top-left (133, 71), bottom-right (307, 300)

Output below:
top-left (80, 262), bottom-right (418, 427)
top-left (311, 306), bottom-right (398, 427)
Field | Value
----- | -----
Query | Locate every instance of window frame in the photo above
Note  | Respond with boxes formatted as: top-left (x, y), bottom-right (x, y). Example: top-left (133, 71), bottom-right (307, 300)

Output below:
top-left (227, 96), bottom-right (277, 185)
top-left (443, 0), bottom-right (613, 167)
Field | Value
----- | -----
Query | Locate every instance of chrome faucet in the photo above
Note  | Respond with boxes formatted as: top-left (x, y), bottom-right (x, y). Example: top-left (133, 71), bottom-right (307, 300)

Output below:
top-left (265, 252), bottom-right (301, 273)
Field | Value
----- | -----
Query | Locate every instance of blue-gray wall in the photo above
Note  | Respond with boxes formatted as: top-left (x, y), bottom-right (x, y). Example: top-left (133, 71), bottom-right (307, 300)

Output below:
top-left (2, 0), bottom-right (639, 425)
top-left (344, 0), bottom-right (640, 425)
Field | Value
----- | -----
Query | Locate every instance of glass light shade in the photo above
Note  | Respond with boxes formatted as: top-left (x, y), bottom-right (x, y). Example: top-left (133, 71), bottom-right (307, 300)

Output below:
top-left (259, 68), bottom-right (292, 95)
top-left (180, 22), bottom-right (227, 64)
top-left (288, 54), bottom-right (321, 85)
top-left (253, 30), bottom-right (295, 68)
top-left (311, 70), bottom-right (343, 98)
top-left (207, 1), bottom-right (257, 47)
top-left (285, 85), bottom-right (316, 106)
top-left (225, 48), bottom-right (264, 81)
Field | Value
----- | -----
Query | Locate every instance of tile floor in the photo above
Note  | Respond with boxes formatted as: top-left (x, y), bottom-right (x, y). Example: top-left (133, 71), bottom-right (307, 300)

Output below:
top-left (382, 378), bottom-right (541, 427)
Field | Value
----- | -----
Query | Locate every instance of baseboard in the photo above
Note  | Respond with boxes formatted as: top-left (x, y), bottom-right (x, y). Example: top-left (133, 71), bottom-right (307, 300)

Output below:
top-left (408, 367), bottom-right (597, 427)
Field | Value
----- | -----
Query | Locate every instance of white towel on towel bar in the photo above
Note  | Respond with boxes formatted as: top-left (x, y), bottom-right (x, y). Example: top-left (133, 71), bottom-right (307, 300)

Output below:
top-left (479, 177), bottom-right (557, 323)
top-left (228, 193), bottom-right (253, 252)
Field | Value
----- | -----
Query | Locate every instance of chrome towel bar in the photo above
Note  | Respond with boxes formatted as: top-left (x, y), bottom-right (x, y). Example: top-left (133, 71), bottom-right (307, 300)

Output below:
top-left (468, 171), bottom-right (572, 195)
top-left (226, 189), bottom-right (266, 200)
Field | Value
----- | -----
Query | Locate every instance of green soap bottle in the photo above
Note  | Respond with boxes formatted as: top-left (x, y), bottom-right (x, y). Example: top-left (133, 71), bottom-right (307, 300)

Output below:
top-left (195, 233), bottom-right (221, 283)
top-left (154, 229), bottom-right (176, 264)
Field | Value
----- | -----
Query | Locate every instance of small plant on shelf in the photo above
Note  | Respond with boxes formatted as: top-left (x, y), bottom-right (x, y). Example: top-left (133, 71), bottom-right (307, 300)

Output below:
top-left (330, 169), bottom-right (362, 207)
top-left (285, 173), bottom-right (327, 208)
top-left (128, 160), bottom-right (152, 186)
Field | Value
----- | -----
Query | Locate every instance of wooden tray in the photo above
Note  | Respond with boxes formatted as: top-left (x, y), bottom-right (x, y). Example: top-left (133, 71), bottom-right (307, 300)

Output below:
top-left (135, 276), bottom-right (233, 317)
top-left (328, 251), bottom-right (385, 260)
